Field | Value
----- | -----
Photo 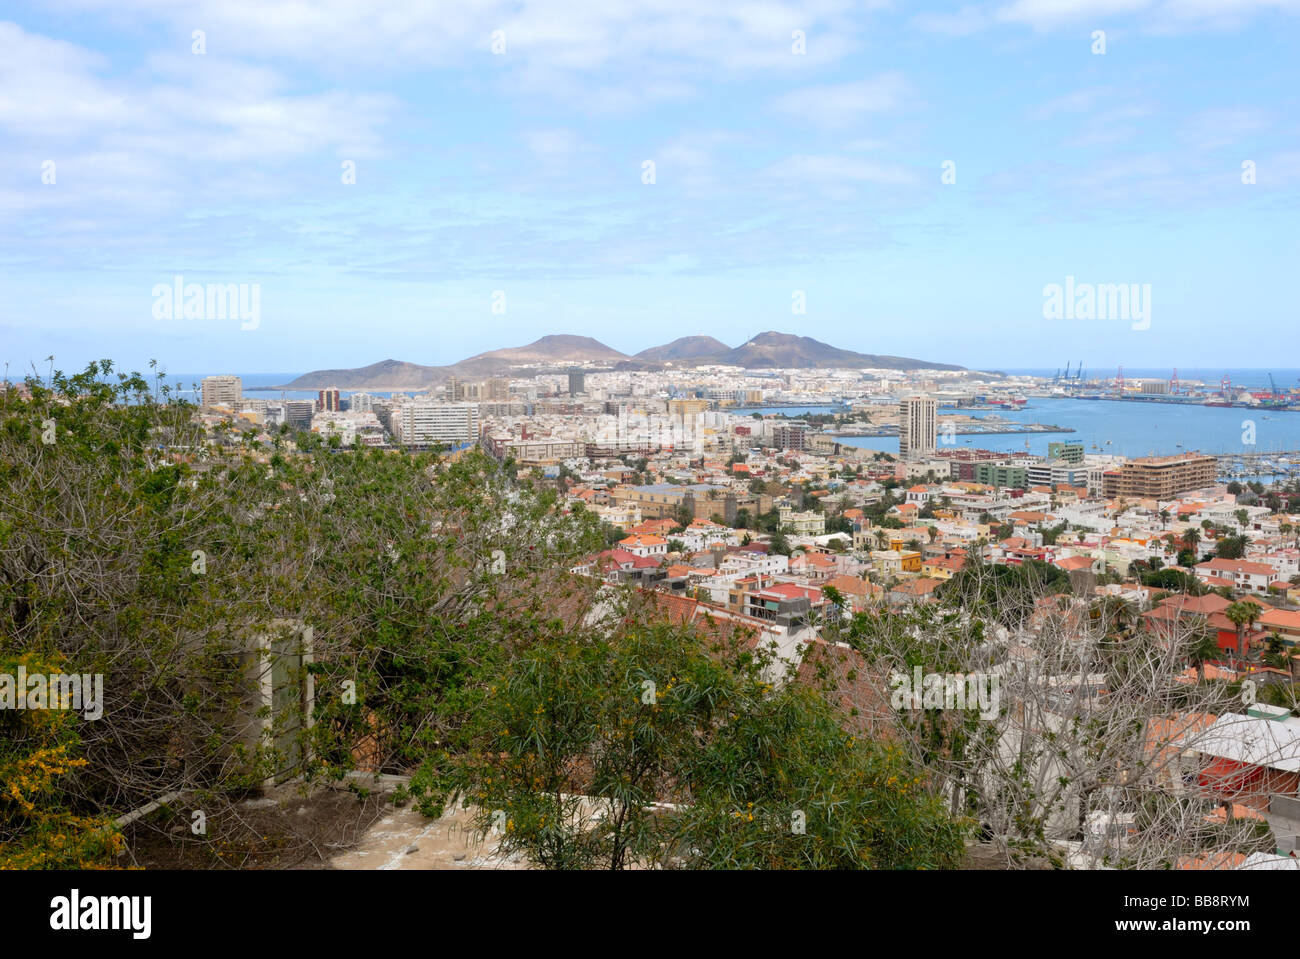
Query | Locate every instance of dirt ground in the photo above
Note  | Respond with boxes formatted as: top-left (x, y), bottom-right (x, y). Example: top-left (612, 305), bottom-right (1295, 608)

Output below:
top-left (121, 778), bottom-right (525, 870)
top-left (122, 781), bottom-right (393, 869)
top-left (328, 800), bottom-right (527, 870)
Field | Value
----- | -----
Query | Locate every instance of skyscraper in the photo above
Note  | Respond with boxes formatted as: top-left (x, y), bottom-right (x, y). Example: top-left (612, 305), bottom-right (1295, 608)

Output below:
top-left (200, 375), bottom-right (242, 408)
top-left (391, 402), bottom-right (480, 446)
top-left (318, 388), bottom-right (341, 412)
top-left (568, 370), bottom-right (585, 397)
top-left (899, 396), bottom-right (937, 461)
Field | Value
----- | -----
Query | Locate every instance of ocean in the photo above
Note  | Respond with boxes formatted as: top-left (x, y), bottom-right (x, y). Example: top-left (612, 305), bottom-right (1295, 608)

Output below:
top-left (837, 397), bottom-right (1300, 461)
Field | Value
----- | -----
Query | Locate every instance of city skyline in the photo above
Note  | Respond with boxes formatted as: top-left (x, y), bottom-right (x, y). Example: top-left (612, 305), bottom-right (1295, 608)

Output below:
top-left (3, 2), bottom-right (1299, 373)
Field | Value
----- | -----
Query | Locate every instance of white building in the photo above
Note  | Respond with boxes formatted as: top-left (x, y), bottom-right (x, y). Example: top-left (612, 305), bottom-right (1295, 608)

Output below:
top-left (391, 402), bottom-right (480, 446)
top-left (201, 375), bottom-right (242, 408)
top-left (899, 396), bottom-right (937, 461)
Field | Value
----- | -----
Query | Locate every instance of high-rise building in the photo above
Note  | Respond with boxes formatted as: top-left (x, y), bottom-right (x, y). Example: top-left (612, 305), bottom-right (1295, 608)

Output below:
top-left (485, 377), bottom-right (510, 401)
top-left (391, 402), bottom-right (480, 446)
top-left (899, 396), bottom-right (937, 461)
top-left (318, 388), bottom-right (341, 412)
top-left (283, 400), bottom-right (315, 429)
top-left (568, 370), bottom-right (585, 397)
top-left (1101, 452), bottom-right (1217, 500)
top-left (772, 422), bottom-right (811, 452)
top-left (349, 392), bottom-right (375, 413)
top-left (200, 375), bottom-right (242, 408)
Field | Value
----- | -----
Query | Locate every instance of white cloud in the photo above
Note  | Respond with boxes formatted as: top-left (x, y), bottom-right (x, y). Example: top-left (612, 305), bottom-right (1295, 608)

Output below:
top-left (770, 73), bottom-right (910, 127)
top-left (997, 0), bottom-right (1154, 29)
top-left (1180, 106), bottom-right (1272, 152)
top-left (522, 129), bottom-right (592, 164)
top-left (765, 153), bottom-right (920, 185)
top-left (912, 5), bottom-right (992, 35)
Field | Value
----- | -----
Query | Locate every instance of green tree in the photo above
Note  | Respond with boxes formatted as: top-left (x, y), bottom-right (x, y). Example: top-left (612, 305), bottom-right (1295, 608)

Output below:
top-left (1185, 627), bottom-right (1222, 683)
top-left (1224, 602), bottom-right (1257, 660)
top-left (414, 595), bottom-right (968, 869)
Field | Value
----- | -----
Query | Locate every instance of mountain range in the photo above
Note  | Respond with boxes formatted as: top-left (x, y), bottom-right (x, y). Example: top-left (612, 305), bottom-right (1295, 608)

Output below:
top-left (281, 331), bottom-right (963, 390)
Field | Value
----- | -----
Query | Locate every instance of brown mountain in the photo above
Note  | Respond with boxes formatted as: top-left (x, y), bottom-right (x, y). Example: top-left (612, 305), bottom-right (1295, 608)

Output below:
top-left (281, 330), bottom-right (960, 389)
top-left (714, 332), bottom-right (962, 371)
top-left (279, 358), bottom-right (440, 390)
top-left (449, 335), bottom-right (630, 377)
top-left (634, 335), bottom-right (731, 363)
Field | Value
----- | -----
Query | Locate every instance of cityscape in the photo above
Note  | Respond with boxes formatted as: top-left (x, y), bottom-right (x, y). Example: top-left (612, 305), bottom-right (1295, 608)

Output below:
top-left (4, 0), bottom-right (1300, 934)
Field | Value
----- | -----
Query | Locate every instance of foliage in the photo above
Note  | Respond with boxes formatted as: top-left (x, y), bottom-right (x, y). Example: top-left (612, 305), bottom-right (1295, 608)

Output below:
top-left (410, 593), bottom-right (969, 869)
top-left (0, 652), bottom-right (123, 869)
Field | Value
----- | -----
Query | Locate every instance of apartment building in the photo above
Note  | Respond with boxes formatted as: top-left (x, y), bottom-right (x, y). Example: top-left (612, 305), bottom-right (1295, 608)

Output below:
top-left (1194, 558), bottom-right (1279, 594)
top-left (975, 463), bottom-right (1027, 489)
top-left (392, 402), bottom-right (480, 446)
top-left (1101, 452), bottom-right (1217, 499)
top-left (668, 398), bottom-right (709, 416)
top-left (1026, 462), bottom-right (1090, 489)
top-left (278, 399), bottom-right (315, 429)
top-left (772, 422), bottom-right (811, 452)
top-left (1047, 441), bottom-right (1085, 464)
top-left (899, 396), bottom-right (937, 461)
top-left (200, 375), bottom-right (242, 408)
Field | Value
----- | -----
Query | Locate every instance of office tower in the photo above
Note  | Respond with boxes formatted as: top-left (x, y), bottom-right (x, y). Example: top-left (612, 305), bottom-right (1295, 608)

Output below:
top-left (200, 375), bottom-right (242, 408)
top-left (568, 370), bottom-right (585, 397)
top-left (899, 396), bottom-right (937, 461)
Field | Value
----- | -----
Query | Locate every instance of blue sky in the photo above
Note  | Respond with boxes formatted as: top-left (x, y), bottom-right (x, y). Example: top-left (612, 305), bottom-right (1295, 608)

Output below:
top-left (2, 0), bottom-right (1298, 375)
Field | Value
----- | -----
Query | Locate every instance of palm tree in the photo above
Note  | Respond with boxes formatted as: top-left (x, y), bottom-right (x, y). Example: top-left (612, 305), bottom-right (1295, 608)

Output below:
top-left (1159, 509), bottom-right (1171, 528)
top-left (1095, 595), bottom-right (1136, 640)
top-left (873, 529), bottom-right (888, 550)
top-left (1187, 627), bottom-right (1221, 683)
top-left (1235, 508), bottom-right (1250, 532)
top-left (1243, 601), bottom-right (1261, 643)
top-left (926, 526), bottom-right (939, 543)
top-left (1225, 602), bottom-right (1256, 661)
top-left (1182, 526), bottom-right (1201, 557)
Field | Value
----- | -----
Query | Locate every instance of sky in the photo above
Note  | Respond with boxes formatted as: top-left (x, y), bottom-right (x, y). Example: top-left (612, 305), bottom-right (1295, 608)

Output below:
top-left (2, 0), bottom-right (1298, 376)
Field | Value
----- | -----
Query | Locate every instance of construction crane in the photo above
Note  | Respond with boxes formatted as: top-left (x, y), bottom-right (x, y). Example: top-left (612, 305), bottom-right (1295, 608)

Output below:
top-left (1170, 368), bottom-right (1179, 395)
